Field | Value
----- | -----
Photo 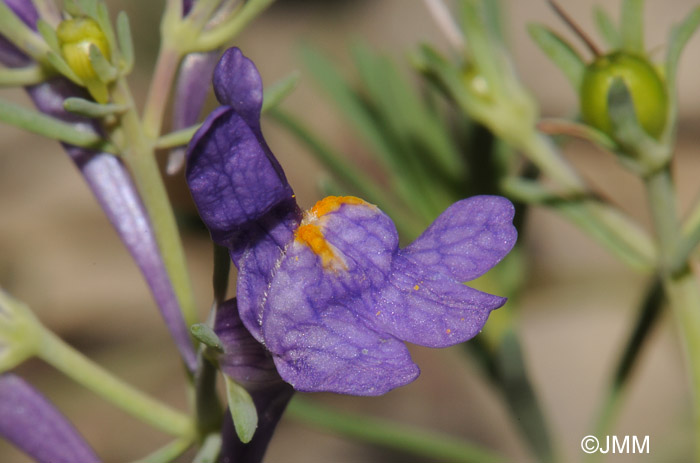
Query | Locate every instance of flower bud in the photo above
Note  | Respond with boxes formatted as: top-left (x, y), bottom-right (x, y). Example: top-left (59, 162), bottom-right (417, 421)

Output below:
top-left (56, 17), bottom-right (111, 103)
top-left (580, 52), bottom-right (668, 139)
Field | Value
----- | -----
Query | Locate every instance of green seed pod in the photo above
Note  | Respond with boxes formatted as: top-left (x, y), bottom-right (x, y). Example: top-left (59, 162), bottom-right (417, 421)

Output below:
top-left (580, 52), bottom-right (668, 139)
top-left (56, 17), bottom-right (112, 103)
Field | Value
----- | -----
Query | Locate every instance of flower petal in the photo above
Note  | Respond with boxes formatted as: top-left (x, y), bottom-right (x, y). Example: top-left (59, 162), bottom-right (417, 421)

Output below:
top-left (263, 241), bottom-right (418, 395)
top-left (235, 202), bottom-right (299, 341)
top-left (402, 196), bottom-right (517, 282)
top-left (370, 254), bottom-right (505, 348)
top-left (214, 298), bottom-right (284, 388)
top-left (0, 374), bottom-right (99, 463)
top-left (213, 47), bottom-right (263, 131)
top-left (186, 107), bottom-right (296, 244)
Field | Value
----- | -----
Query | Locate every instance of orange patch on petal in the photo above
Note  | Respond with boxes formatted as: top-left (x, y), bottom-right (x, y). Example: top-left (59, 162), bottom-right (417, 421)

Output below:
top-left (310, 196), bottom-right (367, 218)
top-left (295, 223), bottom-right (344, 269)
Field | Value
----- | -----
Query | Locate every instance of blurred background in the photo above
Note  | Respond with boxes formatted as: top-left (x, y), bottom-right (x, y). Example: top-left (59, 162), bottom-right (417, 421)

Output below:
top-left (2, 0), bottom-right (700, 461)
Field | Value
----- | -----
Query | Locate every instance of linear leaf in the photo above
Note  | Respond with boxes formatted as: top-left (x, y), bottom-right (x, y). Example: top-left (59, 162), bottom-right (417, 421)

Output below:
top-left (0, 98), bottom-right (114, 151)
top-left (528, 24), bottom-right (585, 90)
top-left (593, 6), bottom-right (621, 49)
top-left (620, 0), bottom-right (645, 53)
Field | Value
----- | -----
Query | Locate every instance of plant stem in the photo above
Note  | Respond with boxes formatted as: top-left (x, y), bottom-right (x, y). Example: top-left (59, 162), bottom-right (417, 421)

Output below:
top-left (520, 126), bottom-right (587, 195)
top-left (645, 166), bottom-right (700, 461)
top-left (286, 398), bottom-right (507, 463)
top-left (664, 266), bottom-right (700, 462)
top-left (142, 46), bottom-right (182, 140)
top-left (36, 327), bottom-right (193, 437)
top-left (111, 79), bottom-right (200, 332)
top-left (587, 279), bottom-right (663, 463)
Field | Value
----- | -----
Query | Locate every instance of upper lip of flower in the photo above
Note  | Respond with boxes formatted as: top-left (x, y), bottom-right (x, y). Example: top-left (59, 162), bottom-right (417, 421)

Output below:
top-left (186, 47), bottom-right (517, 396)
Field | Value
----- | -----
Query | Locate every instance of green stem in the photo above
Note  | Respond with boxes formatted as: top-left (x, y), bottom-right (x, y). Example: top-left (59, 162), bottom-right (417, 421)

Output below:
top-left (286, 398), bottom-right (506, 463)
top-left (517, 131), bottom-right (657, 271)
top-left (645, 166), bottom-right (700, 461)
top-left (195, 0), bottom-right (276, 50)
top-left (142, 46), bottom-right (183, 140)
top-left (588, 279), bottom-right (663, 463)
top-left (664, 267), bottom-right (700, 462)
top-left (36, 327), bottom-right (193, 437)
top-left (519, 127), bottom-right (587, 195)
top-left (111, 79), bottom-right (200, 331)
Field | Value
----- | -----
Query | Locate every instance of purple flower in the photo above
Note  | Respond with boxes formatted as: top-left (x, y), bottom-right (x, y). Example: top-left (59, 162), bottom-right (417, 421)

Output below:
top-left (186, 48), bottom-right (517, 395)
top-left (0, 374), bottom-right (99, 463)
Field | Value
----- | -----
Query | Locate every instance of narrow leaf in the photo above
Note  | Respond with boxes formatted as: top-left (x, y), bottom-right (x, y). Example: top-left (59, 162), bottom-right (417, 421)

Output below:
top-left (116, 11), bottom-right (134, 73)
top-left (36, 19), bottom-right (61, 55)
top-left (96, 3), bottom-right (118, 64)
top-left (481, 0), bottom-right (505, 42)
top-left (89, 44), bottom-right (117, 82)
top-left (63, 97), bottom-right (127, 117)
top-left (223, 375), bottom-right (257, 444)
top-left (63, 0), bottom-right (82, 16)
top-left (0, 66), bottom-right (47, 87)
top-left (261, 70), bottom-right (300, 113)
top-left (620, 0), bottom-right (645, 53)
top-left (527, 24), bottom-right (585, 90)
top-left (287, 397), bottom-right (507, 463)
top-left (593, 6), bottom-right (621, 49)
top-left (192, 433), bottom-right (222, 463)
top-left (0, 97), bottom-right (114, 151)
top-left (46, 51), bottom-right (84, 85)
top-left (190, 323), bottom-right (224, 352)
top-left (300, 45), bottom-right (398, 171)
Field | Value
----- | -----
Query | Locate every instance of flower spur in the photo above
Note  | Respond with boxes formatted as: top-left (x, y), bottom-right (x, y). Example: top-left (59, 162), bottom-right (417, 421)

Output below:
top-left (187, 48), bottom-right (517, 396)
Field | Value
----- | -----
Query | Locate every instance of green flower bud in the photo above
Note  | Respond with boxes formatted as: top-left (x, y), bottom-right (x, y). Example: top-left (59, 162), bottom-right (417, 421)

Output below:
top-left (580, 52), bottom-right (668, 139)
top-left (56, 17), bottom-right (112, 103)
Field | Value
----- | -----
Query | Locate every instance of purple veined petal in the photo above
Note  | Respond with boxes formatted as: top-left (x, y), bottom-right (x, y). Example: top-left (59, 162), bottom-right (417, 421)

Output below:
top-left (0, 374), bottom-right (100, 463)
top-left (215, 298), bottom-right (283, 388)
top-left (212, 47), bottom-right (263, 130)
top-left (234, 201), bottom-right (299, 341)
top-left (214, 299), bottom-right (293, 463)
top-left (370, 254), bottom-right (505, 348)
top-left (186, 107), bottom-right (297, 245)
top-left (402, 196), bottom-right (517, 282)
top-left (262, 236), bottom-right (419, 395)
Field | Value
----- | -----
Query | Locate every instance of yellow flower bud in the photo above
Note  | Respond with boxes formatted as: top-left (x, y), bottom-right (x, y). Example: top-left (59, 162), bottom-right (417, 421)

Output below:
top-left (56, 17), bottom-right (112, 103)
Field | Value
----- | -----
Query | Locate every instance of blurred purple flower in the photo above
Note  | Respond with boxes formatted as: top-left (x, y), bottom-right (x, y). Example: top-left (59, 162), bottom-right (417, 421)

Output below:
top-left (0, 374), bottom-right (99, 463)
top-left (0, 0), bottom-right (196, 370)
top-left (186, 48), bottom-right (517, 395)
